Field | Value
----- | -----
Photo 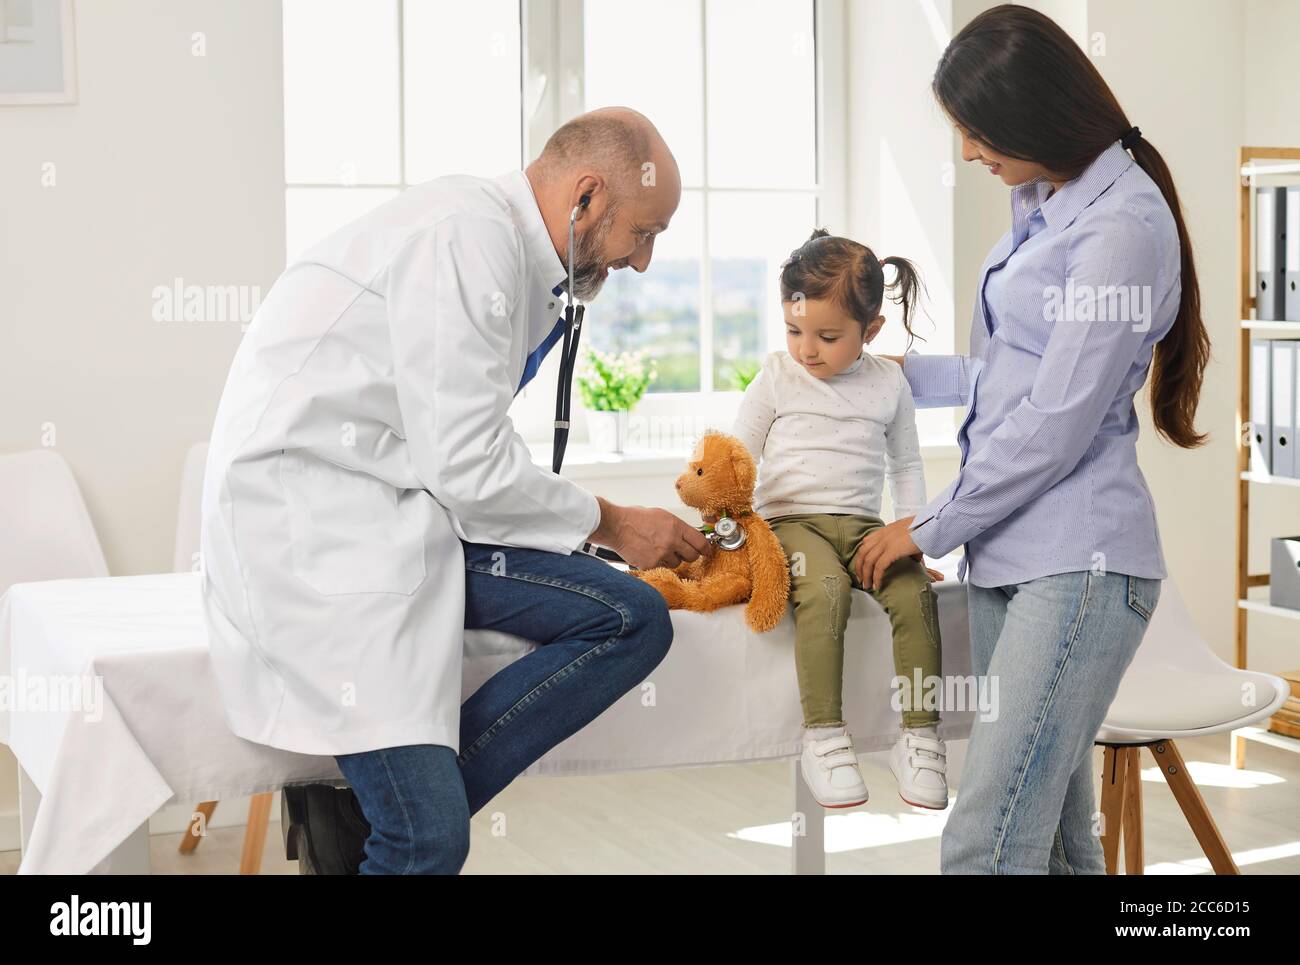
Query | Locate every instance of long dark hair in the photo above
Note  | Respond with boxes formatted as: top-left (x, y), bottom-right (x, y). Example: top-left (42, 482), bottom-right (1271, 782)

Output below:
top-left (932, 3), bottom-right (1209, 448)
top-left (779, 228), bottom-right (927, 352)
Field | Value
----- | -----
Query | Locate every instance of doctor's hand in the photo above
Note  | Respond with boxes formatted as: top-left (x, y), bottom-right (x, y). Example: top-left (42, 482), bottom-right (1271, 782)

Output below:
top-left (591, 497), bottom-right (712, 570)
top-left (852, 515), bottom-right (925, 592)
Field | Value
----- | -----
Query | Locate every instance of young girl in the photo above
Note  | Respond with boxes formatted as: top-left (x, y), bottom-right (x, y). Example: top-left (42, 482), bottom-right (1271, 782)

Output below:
top-left (731, 229), bottom-right (949, 810)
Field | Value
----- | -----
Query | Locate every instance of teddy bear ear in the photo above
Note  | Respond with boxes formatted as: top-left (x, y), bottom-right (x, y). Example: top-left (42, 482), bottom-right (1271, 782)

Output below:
top-left (692, 428), bottom-right (723, 462)
top-left (727, 436), bottom-right (756, 492)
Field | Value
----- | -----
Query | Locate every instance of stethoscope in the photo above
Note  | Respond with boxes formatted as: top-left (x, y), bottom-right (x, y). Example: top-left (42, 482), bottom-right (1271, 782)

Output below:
top-left (551, 195), bottom-right (747, 563)
top-left (551, 194), bottom-right (589, 478)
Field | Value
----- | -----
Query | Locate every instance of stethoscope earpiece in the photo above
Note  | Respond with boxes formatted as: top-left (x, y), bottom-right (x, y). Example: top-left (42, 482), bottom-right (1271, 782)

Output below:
top-left (569, 194), bottom-right (591, 224)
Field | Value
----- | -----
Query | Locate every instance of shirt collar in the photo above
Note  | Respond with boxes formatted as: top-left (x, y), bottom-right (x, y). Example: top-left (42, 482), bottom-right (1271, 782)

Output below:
top-left (1032, 139), bottom-right (1134, 232)
top-left (493, 169), bottom-right (567, 293)
top-left (834, 351), bottom-right (865, 377)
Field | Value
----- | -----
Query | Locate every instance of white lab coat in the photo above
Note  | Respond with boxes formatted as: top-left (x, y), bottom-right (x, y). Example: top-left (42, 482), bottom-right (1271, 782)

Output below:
top-left (199, 170), bottom-right (600, 756)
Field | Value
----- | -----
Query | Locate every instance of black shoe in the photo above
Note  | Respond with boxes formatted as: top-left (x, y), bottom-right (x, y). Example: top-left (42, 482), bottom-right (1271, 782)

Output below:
top-left (281, 783), bottom-right (372, 875)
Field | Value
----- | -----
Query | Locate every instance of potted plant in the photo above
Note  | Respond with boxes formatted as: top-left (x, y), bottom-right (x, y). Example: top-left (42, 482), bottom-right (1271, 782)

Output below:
top-left (576, 348), bottom-right (657, 454)
top-left (727, 360), bottom-right (761, 391)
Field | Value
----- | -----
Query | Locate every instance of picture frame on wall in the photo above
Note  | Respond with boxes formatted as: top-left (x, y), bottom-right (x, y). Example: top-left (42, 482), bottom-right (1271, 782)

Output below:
top-left (0, 0), bottom-right (76, 106)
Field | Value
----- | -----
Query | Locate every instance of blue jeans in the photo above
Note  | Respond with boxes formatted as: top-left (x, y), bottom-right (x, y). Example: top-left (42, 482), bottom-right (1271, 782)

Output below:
top-left (940, 569), bottom-right (1160, 874)
top-left (334, 540), bottom-right (674, 874)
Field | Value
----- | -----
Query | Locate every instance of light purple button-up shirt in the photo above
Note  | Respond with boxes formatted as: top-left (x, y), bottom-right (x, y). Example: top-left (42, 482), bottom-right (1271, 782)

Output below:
top-left (903, 139), bottom-right (1181, 587)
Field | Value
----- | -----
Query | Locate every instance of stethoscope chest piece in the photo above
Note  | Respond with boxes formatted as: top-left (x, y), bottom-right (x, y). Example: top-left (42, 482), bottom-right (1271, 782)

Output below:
top-left (707, 515), bottom-right (747, 551)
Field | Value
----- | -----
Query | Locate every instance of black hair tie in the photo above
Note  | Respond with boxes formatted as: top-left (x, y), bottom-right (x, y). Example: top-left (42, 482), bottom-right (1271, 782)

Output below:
top-left (1121, 125), bottom-right (1142, 151)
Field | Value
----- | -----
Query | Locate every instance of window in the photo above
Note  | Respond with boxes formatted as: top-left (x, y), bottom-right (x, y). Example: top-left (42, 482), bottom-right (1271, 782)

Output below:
top-left (582, 0), bottom-right (825, 394)
top-left (282, 0), bottom-right (522, 260)
top-left (279, 1), bottom-right (967, 449)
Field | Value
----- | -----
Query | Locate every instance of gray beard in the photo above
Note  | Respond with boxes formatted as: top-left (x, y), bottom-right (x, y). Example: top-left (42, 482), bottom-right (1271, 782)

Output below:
top-left (567, 202), bottom-right (619, 301)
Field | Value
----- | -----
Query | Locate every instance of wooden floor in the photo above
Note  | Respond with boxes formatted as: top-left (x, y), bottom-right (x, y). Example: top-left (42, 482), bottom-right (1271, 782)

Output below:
top-left (4, 732), bottom-right (1298, 874)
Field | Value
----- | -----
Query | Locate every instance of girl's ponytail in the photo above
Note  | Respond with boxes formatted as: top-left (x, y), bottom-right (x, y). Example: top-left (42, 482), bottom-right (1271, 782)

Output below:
top-left (880, 255), bottom-right (926, 350)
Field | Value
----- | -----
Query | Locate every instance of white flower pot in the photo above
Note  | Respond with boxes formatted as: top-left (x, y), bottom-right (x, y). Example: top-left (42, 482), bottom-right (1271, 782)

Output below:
top-left (586, 409), bottom-right (630, 454)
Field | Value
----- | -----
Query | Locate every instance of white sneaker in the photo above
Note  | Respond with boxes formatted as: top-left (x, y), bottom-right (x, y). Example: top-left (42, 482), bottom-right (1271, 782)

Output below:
top-left (889, 725), bottom-right (949, 810)
top-left (799, 726), bottom-right (869, 809)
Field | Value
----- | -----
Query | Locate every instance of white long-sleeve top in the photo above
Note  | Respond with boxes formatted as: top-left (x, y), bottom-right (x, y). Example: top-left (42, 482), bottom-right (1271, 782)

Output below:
top-left (731, 349), bottom-right (927, 522)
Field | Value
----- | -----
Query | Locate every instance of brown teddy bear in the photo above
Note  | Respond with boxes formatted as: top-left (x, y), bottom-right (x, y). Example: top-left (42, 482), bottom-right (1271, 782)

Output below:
top-left (632, 430), bottom-right (791, 633)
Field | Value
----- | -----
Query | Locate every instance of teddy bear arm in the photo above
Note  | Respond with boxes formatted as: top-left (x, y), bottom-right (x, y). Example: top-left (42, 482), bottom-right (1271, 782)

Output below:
top-left (677, 571), bottom-right (751, 611)
top-left (633, 566), bottom-right (689, 607)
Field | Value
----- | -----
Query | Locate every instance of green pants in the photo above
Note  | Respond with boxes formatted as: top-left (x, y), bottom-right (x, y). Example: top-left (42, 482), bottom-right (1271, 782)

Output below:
top-left (769, 512), bottom-right (942, 730)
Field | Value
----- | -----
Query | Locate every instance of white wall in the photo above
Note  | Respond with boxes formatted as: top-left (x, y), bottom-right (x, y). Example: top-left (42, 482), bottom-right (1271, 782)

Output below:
top-left (845, 0), bottom-right (957, 438)
top-left (0, 0), bottom-right (286, 847)
top-left (0, 0), bottom-right (285, 575)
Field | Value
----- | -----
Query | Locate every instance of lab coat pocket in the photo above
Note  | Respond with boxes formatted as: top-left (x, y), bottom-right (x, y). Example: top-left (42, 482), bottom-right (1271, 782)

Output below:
top-left (279, 451), bottom-right (427, 596)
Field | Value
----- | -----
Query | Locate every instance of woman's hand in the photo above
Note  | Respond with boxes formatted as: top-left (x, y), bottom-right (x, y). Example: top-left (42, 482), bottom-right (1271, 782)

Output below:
top-left (852, 515), bottom-right (923, 591)
top-left (879, 354), bottom-right (905, 367)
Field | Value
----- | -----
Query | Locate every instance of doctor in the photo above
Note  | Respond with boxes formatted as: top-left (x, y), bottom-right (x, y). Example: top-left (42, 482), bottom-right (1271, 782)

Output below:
top-left (199, 107), bottom-right (706, 874)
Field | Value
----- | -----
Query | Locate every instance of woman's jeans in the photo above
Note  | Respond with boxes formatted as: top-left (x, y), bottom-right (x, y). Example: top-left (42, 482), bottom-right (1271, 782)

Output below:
top-left (940, 569), bottom-right (1160, 874)
top-left (334, 540), bottom-right (674, 874)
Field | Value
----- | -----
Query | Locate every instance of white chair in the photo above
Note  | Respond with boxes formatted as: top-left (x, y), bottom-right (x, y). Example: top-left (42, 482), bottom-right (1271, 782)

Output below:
top-left (0, 449), bottom-right (108, 592)
top-left (171, 441), bottom-right (208, 574)
top-left (1095, 580), bottom-right (1289, 874)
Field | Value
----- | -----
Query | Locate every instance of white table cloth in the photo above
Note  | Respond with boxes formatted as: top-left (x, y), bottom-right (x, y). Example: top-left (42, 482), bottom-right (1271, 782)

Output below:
top-left (0, 555), bottom-right (970, 874)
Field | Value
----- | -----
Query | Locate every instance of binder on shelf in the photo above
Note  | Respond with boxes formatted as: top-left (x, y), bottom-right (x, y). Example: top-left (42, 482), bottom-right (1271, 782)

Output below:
top-left (1256, 186), bottom-right (1286, 321)
top-left (1270, 536), bottom-right (1300, 611)
top-left (1293, 339), bottom-right (1300, 479)
top-left (1287, 187), bottom-right (1300, 321)
top-left (1250, 337), bottom-right (1273, 474)
top-left (1271, 338), bottom-right (1296, 478)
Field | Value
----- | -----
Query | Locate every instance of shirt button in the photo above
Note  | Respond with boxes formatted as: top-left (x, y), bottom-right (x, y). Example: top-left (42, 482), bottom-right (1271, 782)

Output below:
top-left (547, 300), bottom-right (557, 310)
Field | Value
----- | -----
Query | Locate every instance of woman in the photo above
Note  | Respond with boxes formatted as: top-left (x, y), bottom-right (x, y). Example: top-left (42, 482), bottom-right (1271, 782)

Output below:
top-left (856, 4), bottom-right (1210, 874)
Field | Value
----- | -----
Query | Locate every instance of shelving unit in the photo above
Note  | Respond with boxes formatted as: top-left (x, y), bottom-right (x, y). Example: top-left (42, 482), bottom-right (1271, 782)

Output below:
top-left (1232, 147), bottom-right (1300, 767)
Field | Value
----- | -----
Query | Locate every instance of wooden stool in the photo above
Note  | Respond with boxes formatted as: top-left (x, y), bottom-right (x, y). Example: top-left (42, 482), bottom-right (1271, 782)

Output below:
top-left (1098, 740), bottom-right (1239, 875)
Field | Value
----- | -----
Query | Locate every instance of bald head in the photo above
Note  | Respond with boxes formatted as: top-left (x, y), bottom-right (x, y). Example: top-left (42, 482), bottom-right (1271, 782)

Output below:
top-left (533, 107), bottom-right (672, 202)
top-left (526, 107), bottom-right (682, 299)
